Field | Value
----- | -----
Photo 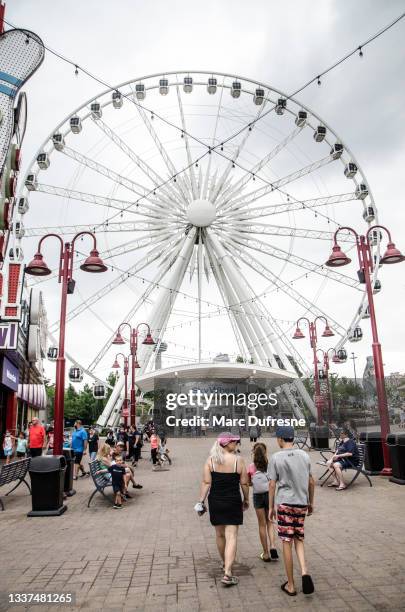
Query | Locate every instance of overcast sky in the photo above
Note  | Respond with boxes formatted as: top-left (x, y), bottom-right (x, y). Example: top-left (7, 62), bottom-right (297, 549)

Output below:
top-left (6, 0), bottom-right (405, 381)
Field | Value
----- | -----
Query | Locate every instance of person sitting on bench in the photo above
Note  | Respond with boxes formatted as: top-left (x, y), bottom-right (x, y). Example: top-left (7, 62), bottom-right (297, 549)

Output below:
top-left (325, 428), bottom-right (359, 491)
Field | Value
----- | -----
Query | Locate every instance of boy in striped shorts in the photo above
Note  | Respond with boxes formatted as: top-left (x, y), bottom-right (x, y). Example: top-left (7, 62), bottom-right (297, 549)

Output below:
top-left (268, 425), bottom-right (315, 597)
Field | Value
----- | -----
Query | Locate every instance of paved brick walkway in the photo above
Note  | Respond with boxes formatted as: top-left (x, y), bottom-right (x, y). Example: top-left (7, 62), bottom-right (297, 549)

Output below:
top-left (0, 437), bottom-right (404, 611)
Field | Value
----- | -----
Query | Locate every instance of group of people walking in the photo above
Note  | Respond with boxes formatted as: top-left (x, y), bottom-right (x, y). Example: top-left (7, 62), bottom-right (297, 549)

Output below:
top-left (197, 426), bottom-right (315, 597)
top-left (2, 417), bottom-right (49, 463)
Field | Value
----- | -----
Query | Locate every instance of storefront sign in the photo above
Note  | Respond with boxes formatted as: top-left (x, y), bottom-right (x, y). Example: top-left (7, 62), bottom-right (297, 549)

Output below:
top-left (0, 321), bottom-right (18, 349)
top-left (1, 356), bottom-right (19, 391)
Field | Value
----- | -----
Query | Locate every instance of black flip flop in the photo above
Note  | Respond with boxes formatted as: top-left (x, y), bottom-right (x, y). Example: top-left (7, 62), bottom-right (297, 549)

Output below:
top-left (281, 581), bottom-right (297, 596)
top-left (302, 574), bottom-right (315, 594)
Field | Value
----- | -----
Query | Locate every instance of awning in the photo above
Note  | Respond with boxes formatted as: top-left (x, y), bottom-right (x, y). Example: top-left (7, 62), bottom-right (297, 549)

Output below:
top-left (17, 383), bottom-right (47, 410)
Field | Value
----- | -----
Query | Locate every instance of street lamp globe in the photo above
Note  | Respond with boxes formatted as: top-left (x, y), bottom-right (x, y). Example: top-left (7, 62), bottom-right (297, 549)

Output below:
top-left (25, 252), bottom-right (51, 276)
top-left (292, 326), bottom-right (305, 339)
top-left (380, 242), bottom-right (405, 265)
top-left (322, 324), bottom-right (334, 338)
top-left (112, 331), bottom-right (125, 345)
top-left (142, 332), bottom-right (156, 346)
top-left (80, 249), bottom-right (108, 273)
top-left (325, 244), bottom-right (351, 267)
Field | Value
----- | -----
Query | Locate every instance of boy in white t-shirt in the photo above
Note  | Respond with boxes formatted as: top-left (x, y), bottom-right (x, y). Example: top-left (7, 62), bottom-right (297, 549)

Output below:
top-left (268, 425), bottom-right (315, 597)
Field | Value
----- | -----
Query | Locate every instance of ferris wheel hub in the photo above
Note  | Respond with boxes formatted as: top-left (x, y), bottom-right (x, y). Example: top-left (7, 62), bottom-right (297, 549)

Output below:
top-left (186, 198), bottom-right (216, 227)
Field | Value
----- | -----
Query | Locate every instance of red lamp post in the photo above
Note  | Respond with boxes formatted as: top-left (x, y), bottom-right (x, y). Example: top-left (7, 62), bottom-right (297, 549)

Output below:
top-left (316, 348), bottom-right (340, 423)
top-left (112, 322), bottom-right (155, 426)
top-left (325, 224), bottom-right (405, 475)
top-left (112, 353), bottom-right (130, 426)
top-left (25, 232), bottom-right (107, 455)
top-left (293, 316), bottom-right (335, 424)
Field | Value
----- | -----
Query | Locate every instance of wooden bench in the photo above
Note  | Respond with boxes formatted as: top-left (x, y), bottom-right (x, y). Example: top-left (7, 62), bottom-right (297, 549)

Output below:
top-left (0, 458), bottom-right (31, 510)
top-left (317, 443), bottom-right (372, 489)
top-left (87, 459), bottom-right (113, 507)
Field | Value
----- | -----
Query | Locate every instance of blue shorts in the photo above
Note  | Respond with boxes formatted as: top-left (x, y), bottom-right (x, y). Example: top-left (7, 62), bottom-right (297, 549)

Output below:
top-left (4, 448), bottom-right (13, 457)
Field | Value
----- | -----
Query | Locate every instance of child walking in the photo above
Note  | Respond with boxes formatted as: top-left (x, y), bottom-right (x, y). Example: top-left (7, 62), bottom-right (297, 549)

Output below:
top-left (3, 431), bottom-right (15, 464)
top-left (268, 425), bottom-right (315, 597)
top-left (247, 442), bottom-right (278, 562)
top-left (16, 432), bottom-right (28, 458)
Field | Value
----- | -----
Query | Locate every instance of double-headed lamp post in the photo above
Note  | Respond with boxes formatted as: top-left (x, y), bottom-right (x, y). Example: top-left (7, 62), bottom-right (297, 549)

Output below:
top-left (316, 348), bottom-right (340, 422)
top-left (25, 232), bottom-right (107, 455)
top-left (292, 316), bottom-right (334, 424)
top-left (112, 322), bottom-right (155, 426)
top-left (325, 224), bottom-right (405, 475)
top-left (112, 353), bottom-right (129, 426)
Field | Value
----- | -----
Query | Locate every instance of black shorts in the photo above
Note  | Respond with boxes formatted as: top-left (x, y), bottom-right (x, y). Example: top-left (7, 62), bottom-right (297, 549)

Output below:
top-left (74, 451), bottom-right (83, 464)
top-left (334, 458), bottom-right (354, 470)
top-left (112, 484), bottom-right (123, 493)
top-left (253, 491), bottom-right (269, 511)
top-left (16, 452), bottom-right (26, 458)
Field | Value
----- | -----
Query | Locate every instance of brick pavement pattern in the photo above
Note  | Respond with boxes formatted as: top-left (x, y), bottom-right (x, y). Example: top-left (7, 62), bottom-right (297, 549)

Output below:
top-left (0, 437), bottom-right (404, 611)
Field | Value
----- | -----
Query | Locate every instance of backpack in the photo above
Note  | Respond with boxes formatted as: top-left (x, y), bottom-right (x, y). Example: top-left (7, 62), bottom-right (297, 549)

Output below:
top-left (252, 469), bottom-right (270, 494)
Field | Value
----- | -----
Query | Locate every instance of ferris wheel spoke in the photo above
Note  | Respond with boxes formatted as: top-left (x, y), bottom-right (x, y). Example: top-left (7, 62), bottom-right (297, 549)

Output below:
top-left (206, 231), bottom-right (279, 366)
top-left (24, 219), bottom-right (183, 237)
top-left (214, 221), bottom-right (355, 242)
top-left (210, 97), bottom-right (267, 205)
top-left (217, 125), bottom-right (304, 208)
top-left (175, 83), bottom-right (198, 200)
top-left (58, 145), bottom-right (162, 202)
top-left (90, 116), bottom-right (182, 207)
top-left (201, 78), bottom-right (227, 200)
top-left (135, 104), bottom-right (190, 207)
top-left (222, 237), bottom-right (346, 335)
top-left (205, 241), bottom-right (261, 363)
top-left (221, 153), bottom-right (336, 214)
top-left (50, 232), bottom-right (186, 331)
top-left (217, 229), bottom-right (360, 290)
top-left (32, 183), bottom-right (181, 220)
top-left (222, 192), bottom-right (358, 221)
top-left (87, 252), bottom-right (183, 372)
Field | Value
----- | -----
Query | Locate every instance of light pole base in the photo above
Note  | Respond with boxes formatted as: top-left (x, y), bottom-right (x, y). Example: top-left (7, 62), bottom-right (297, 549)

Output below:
top-left (27, 505), bottom-right (67, 517)
top-left (380, 467), bottom-right (393, 476)
top-left (389, 476), bottom-right (405, 485)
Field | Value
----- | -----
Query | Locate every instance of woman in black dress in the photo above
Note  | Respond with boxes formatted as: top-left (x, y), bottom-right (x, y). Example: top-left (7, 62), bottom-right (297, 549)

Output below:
top-left (198, 432), bottom-right (249, 586)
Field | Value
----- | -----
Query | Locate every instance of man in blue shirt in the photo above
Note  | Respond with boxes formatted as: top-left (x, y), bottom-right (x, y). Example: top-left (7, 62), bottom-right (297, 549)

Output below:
top-left (326, 427), bottom-right (359, 491)
top-left (71, 420), bottom-right (88, 480)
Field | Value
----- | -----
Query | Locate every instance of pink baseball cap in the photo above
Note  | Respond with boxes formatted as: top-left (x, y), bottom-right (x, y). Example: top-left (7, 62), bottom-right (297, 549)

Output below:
top-left (217, 431), bottom-right (241, 447)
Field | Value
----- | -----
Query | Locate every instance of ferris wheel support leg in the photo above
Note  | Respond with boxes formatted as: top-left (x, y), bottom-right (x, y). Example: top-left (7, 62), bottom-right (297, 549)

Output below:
top-left (99, 229), bottom-right (197, 428)
top-left (224, 240), bottom-right (317, 417)
top-left (222, 238), bottom-right (317, 418)
top-left (205, 245), bottom-right (249, 361)
top-left (206, 242), bottom-right (265, 364)
top-left (279, 385), bottom-right (305, 421)
top-left (207, 233), bottom-right (280, 368)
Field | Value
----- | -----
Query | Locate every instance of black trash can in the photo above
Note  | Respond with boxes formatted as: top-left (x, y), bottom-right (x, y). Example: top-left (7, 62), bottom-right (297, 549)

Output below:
top-left (309, 423), bottom-right (317, 448)
top-left (387, 433), bottom-right (405, 485)
top-left (63, 449), bottom-right (76, 497)
top-left (28, 455), bottom-right (67, 516)
top-left (359, 431), bottom-right (384, 475)
top-left (309, 423), bottom-right (330, 450)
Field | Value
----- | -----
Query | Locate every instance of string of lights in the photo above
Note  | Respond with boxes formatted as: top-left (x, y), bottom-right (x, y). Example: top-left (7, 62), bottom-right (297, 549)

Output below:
top-left (62, 250), bottom-right (299, 332)
top-left (5, 12), bottom-right (405, 229)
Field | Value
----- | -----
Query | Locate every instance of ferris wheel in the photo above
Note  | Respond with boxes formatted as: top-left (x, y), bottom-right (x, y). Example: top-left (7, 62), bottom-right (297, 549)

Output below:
top-left (15, 70), bottom-right (381, 425)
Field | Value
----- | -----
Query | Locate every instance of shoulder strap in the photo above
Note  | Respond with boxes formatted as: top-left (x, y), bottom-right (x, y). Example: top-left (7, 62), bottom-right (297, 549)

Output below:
top-left (210, 457), bottom-right (215, 472)
top-left (234, 457), bottom-right (238, 472)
